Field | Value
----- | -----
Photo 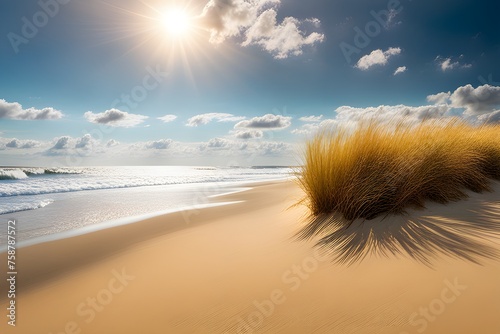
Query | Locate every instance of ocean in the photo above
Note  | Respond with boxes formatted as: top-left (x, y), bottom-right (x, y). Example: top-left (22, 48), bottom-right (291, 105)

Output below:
top-left (0, 166), bottom-right (293, 246)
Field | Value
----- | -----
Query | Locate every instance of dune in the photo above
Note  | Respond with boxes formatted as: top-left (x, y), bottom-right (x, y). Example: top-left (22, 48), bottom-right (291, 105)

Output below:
top-left (1, 180), bottom-right (500, 333)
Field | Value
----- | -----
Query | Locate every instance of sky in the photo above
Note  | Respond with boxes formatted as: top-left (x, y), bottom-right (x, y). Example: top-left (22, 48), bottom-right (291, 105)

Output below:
top-left (0, 0), bottom-right (499, 167)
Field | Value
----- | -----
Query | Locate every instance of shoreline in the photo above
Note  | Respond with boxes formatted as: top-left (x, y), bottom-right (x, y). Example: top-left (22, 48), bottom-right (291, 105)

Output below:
top-left (1, 180), bottom-right (500, 333)
top-left (10, 200), bottom-right (243, 250)
top-left (0, 180), bottom-right (297, 295)
top-left (0, 177), bottom-right (292, 247)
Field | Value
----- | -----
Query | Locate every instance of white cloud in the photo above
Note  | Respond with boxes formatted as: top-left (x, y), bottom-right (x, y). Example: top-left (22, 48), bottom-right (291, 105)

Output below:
top-left (255, 141), bottom-right (293, 155)
top-left (428, 84), bottom-right (500, 116)
top-left (394, 66), bottom-right (407, 75)
top-left (292, 123), bottom-right (320, 135)
top-left (384, 9), bottom-right (401, 28)
top-left (200, 0), bottom-right (277, 43)
top-left (242, 9), bottom-right (325, 59)
top-left (235, 114), bottom-right (291, 129)
top-left (106, 139), bottom-right (120, 147)
top-left (208, 137), bottom-right (232, 148)
top-left (449, 84), bottom-right (500, 115)
top-left (306, 18), bottom-right (321, 28)
top-left (436, 56), bottom-right (472, 72)
top-left (4, 138), bottom-right (41, 149)
top-left (292, 118), bottom-right (339, 135)
top-left (0, 134), bottom-right (296, 164)
top-left (157, 115), bottom-right (177, 123)
top-left (232, 130), bottom-right (264, 139)
top-left (47, 135), bottom-right (97, 152)
top-left (0, 99), bottom-right (63, 120)
top-left (145, 139), bottom-right (173, 150)
top-left (440, 58), bottom-right (458, 71)
top-left (303, 84), bottom-right (500, 131)
top-left (186, 113), bottom-right (245, 127)
top-left (5, 139), bottom-right (19, 148)
top-left (198, 136), bottom-right (293, 156)
top-left (427, 92), bottom-right (451, 105)
top-left (198, 137), bottom-right (234, 151)
top-left (84, 109), bottom-right (148, 128)
top-left (356, 47), bottom-right (401, 70)
top-left (299, 115), bottom-right (323, 122)
top-left (75, 134), bottom-right (94, 149)
top-left (200, 0), bottom-right (324, 58)
top-left (477, 110), bottom-right (500, 124)
top-left (334, 104), bottom-right (452, 125)
top-left (41, 134), bottom-right (109, 157)
top-left (51, 136), bottom-right (71, 150)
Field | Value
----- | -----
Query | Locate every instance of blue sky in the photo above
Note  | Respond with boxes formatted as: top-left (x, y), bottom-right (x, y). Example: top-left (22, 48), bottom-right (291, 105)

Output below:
top-left (1, 0), bottom-right (499, 166)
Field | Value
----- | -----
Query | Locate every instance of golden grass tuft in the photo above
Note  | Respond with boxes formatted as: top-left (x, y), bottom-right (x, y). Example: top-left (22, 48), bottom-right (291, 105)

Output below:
top-left (297, 119), bottom-right (500, 224)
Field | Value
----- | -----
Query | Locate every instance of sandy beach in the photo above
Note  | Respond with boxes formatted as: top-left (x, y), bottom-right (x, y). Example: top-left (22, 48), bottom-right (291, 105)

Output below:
top-left (2, 0), bottom-right (498, 333)
top-left (1, 180), bottom-right (500, 333)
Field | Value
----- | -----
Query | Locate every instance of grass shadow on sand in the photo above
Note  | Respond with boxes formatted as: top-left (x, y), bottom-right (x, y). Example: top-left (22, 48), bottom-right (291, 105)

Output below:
top-left (296, 188), bottom-right (500, 266)
top-left (295, 119), bottom-right (500, 266)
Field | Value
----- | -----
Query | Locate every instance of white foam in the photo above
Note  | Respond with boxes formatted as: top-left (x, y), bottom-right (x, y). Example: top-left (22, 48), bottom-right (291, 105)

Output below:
top-left (23, 168), bottom-right (45, 175)
top-left (0, 198), bottom-right (54, 215)
top-left (0, 166), bottom-right (293, 197)
top-left (0, 169), bottom-right (28, 180)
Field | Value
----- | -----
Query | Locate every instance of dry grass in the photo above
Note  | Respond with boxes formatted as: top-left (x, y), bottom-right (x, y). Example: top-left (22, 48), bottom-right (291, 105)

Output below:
top-left (297, 119), bottom-right (500, 223)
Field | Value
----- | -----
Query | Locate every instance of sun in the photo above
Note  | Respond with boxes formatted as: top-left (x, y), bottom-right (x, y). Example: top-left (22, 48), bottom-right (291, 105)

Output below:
top-left (160, 9), bottom-right (192, 37)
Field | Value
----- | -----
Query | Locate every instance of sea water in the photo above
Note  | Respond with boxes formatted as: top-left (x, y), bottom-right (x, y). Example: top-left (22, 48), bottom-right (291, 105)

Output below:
top-left (0, 166), bottom-right (292, 245)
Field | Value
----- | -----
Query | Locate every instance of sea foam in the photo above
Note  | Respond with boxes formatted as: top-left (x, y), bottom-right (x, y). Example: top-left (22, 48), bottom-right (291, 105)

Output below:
top-left (0, 199), bottom-right (54, 215)
top-left (0, 169), bottom-right (29, 180)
